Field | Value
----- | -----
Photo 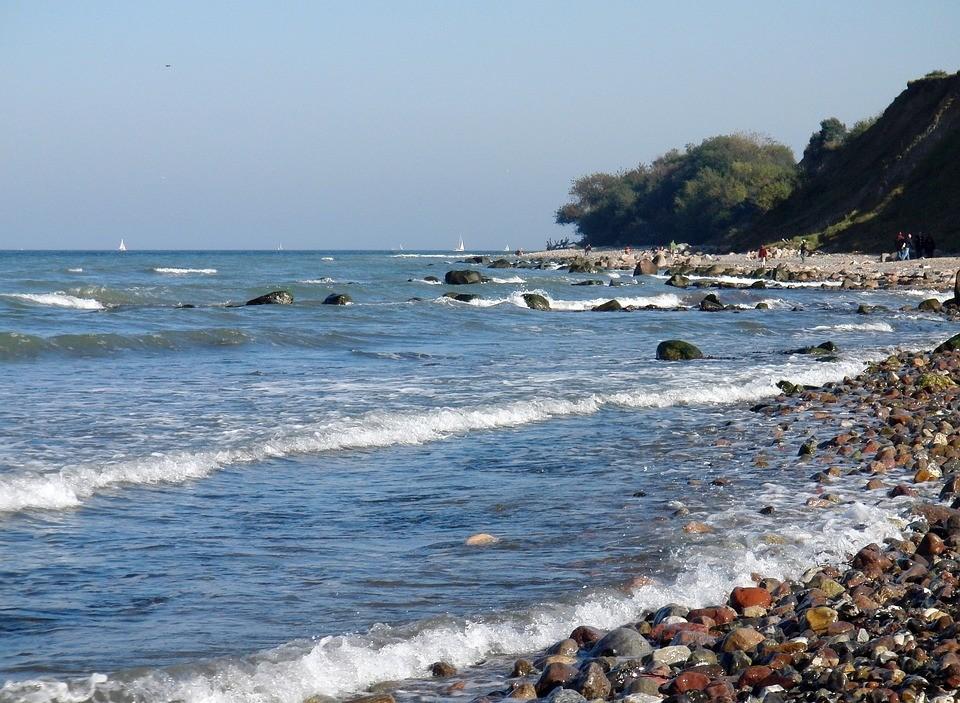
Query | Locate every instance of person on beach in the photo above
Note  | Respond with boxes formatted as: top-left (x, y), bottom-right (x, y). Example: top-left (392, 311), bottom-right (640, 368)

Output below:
top-left (758, 244), bottom-right (768, 265)
top-left (584, 243), bottom-right (592, 255)
top-left (897, 232), bottom-right (910, 260)
top-left (924, 233), bottom-right (937, 258)
top-left (799, 240), bottom-right (809, 262)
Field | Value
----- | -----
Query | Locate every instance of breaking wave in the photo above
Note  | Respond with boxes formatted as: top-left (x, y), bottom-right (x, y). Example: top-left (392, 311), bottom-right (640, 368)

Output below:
top-left (1, 293), bottom-right (104, 310)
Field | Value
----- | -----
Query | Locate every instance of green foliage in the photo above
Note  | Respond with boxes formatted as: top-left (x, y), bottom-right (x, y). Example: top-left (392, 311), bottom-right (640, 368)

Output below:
top-left (555, 133), bottom-right (797, 247)
top-left (848, 115), bottom-right (880, 140)
top-left (802, 118), bottom-right (848, 176)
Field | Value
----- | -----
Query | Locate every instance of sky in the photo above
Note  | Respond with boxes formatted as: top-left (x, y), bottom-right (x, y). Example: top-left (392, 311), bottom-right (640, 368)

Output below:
top-left (2, 1), bottom-right (959, 250)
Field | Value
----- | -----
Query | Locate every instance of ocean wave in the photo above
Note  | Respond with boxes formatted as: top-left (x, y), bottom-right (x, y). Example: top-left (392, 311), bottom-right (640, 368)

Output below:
top-left (810, 321), bottom-right (894, 333)
top-left (391, 254), bottom-right (454, 259)
top-left (653, 274), bottom-right (842, 289)
top-left (0, 329), bottom-right (254, 361)
top-left (298, 278), bottom-right (336, 284)
top-left (438, 290), bottom-right (684, 310)
top-left (0, 356), bottom-right (872, 515)
top-left (0, 497), bottom-right (903, 703)
top-left (1, 293), bottom-right (104, 310)
top-left (66, 268), bottom-right (84, 273)
top-left (152, 267), bottom-right (217, 275)
top-left (488, 276), bottom-right (526, 284)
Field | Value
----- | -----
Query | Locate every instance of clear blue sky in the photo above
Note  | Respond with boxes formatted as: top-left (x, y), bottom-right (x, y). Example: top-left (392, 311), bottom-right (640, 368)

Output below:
top-left (2, 1), bottom-right (959, 250)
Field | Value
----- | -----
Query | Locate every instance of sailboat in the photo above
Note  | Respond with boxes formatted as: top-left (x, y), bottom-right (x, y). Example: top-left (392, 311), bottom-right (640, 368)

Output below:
top-left (454, 236), bottom-right (465, 252)
top-left (118, 239), bottom-right (127, 252)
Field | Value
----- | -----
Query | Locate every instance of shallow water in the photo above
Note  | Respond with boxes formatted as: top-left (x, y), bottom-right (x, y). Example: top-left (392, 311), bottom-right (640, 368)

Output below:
top-left (0, 250), bottom-right (952, 702)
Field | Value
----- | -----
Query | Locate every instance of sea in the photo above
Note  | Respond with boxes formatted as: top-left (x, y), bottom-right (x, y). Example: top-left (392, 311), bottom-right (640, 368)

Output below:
top-left (0, 250), bottom-right (954, 703)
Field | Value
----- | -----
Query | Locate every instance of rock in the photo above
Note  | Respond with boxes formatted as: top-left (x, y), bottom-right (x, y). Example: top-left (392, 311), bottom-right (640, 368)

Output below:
top-left (730, 586), bottom-right (772, 611)
top-left (246, 290), bottom-right (293, 305)
top-left (430, 661), bottom-right (456, 677)
top-left (510, 659), bottom-right (535, 678)
top-left (575, 662), bottom-right (612, 700)
top-left (322, 293), bottom-right (351, 305)
top-left (919, 373), bottom-right (956, 391)
top-left (488, 259), bottom-right (514, 269)
top-left (508, 682), bottom-right (537, 700)
top-left (522, 293), bottom-right (551, 310)
top-left (670, 671), bottom-right (711, 693)
top-left (756, 302), bottom-right (770, 309)
top-left (722, 627), bottom-right (765, 652)
top-left (567, 261), bottom-right (598, 274)
top-left (793, 341), bottom-right (839, 356)
top-left (804, 606), bottom-right (838, 632)
top-left (444, 270), bottom-right (484, 285)
top-left (535, 662), bottom-right (579, 697)
top-left (919, 298), bottom-right (944, 312)
top-left (591, 627), bottom-right (654, 658)
top-left (547, 639), bottom-right (579, 657)
top-left (465, 533), bottom-right (499, 546)
top-left (656, 340), bottom-right (704, 361)
top-left (344, 696), bottom-right (395, 703)
top-left (592, 299), bottom-right (622, 312)
top-left (569, 625), bottom-right (604, 647)
top-left (443, 292), bottom-right (480, 303)
top-left (665, 274), bottom-right (690, 288)
top-left (699, 293), bottom-right (724, 312)
top-left (935, 333), bottom-right (960, 353)
top-left (545, 689), bottom-right (587, 703)
top-left (634, 259), bottom-right (658, 276)
top-left (423, 275), bottom-right (439, 282)
top-left (572, 279), bottom-right (605, 286)
top-left (683, 521), bottom-right (713, 534)
top-left (652, 645), bottom-right (692, 666)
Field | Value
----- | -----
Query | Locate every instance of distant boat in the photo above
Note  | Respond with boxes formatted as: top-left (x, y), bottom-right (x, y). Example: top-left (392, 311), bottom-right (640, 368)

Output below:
top-left (504, 245), bottom-right (510, 251)
top-left (118, 239), bottom-right (127, 252)
top-left (455, 236), bottom-right (465, 252)
top-left (277, 243), bottom-right (284, 251)
top-left (399, 244), bottom-right (404, 251)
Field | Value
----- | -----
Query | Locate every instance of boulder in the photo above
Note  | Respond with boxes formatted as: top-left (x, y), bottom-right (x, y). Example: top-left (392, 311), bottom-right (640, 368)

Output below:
top-left (590, 627), bottom-right (653, 658)
top-left (935, 333), bottom-right (960, 353)
top-left (535, 663), bottom-right (579, 697)
top-left (665, 274), bottom-right (690, 288)
top-left (634, 259), bottom-right (658, 276)
top-left (465, 533), bottom-right (499, 546)
top-left (430, 662), bottom-right (457, 677)
top-left (444, 270), bottom-right (484, 285)
top-left (656, 340), bottom-right (704, 361)
top-left (592, 299), bottom-right (622, 312)
top-left (488, 259), bottom-right (514, 269)
top-left (246, 291), bottom-right (293, 305)
top-left (574, 662), bottom-right (612, 700)
top-left (699, 294), bottom-right (723, 312)
top-left (322, 293), bottom-right (351, 305)
top-left (522, 293), bottom-right (551, 310)
top-left (568, 261), bottom-right (598, 274)
top-left (572, 280), bottom-right (605, 286)
top-left (443, 292), bottom-right (480, 303)
top-left (919, 298), bottom-right (943, 312)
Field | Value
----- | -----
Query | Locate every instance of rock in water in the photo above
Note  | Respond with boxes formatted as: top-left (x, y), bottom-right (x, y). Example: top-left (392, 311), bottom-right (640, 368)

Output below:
top-left (522, 293), bottom-right (551, 310)
top-left (634, 259), bottom-right (658, 276)
top-left (656, 340), bottom-right (704, 361)
top-left (443, 292), bottom-right (480, 303)
top-left (918, 298), bottom-right (943, 312)
top-left (465, 533), bottom-right (499, 546)
top-left (245, 291), bottom-right (293, 305)
top-left (665, 274), bottom-right (690, 288)
top-left (935, 333), bottom-right (960, 353)
top-left (322, 294), bottom-right (351, 305)
top-left (444, 270), bottom-right (484, 285)
top-left (567, 260), bottom-right (598, 274)
top-left (699, 293), bottom-right (723, 311)
top-left (590, 626), bottom-right (653, 657)
top-left (592, 299), bottom-right (622, 312)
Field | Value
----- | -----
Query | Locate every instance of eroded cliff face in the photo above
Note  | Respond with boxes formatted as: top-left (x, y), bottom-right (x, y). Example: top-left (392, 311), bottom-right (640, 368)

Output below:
top-left (743, 72), bottom-right (960, 253)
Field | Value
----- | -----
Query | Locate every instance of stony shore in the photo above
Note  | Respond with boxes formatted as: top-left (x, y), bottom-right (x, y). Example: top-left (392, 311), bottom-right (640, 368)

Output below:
top-left (341, 332), bottom-right (960, 703)
top-left (514, 249), bottom-right (960, 292)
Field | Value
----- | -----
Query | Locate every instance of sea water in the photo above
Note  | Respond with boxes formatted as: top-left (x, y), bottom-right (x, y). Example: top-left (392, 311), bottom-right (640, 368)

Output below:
top-left (0, 250), bottom-right (953, 702)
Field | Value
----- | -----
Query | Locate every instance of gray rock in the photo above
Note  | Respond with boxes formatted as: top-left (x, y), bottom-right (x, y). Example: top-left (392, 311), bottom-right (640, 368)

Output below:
top-left (651, 645), bottom-right (691, 666)
top-left (246, 290), bottom-right (293, 305)
top-left (592, 299), bottom-right (622, 312)
top-left (322, 293), bottom-right (351, 305)
top-left (522, 293), bottom-right (551, 310)
top-left (546, 689), bottom-right (587, 703)
top-left (590, 627), bottom-right (653, 658)
top-left (444, 270), bottom-right (484, 285)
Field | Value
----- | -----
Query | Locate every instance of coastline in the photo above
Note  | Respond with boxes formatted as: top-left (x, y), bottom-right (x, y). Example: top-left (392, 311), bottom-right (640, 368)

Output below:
top-left (515, 249), bottom-right (960, 292)
top-left (344, 333), bottom-right (960, 703)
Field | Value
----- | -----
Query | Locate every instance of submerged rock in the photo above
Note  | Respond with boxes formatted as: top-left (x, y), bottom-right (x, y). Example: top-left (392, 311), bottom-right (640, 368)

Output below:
top-left (465, 532), bottom-right (499, 546)
top-left (322, 293), bottom-right (352, 305)
top-left (919, 298), bottom-right (943, 312)
top-left (245, 290), bottom-right (293, 305)
top-left (656, 340), bottom-right (704, 361)
top-left (522, 293), bottom-right (551, 310)
top-left (665, 274), bottom-right (690, 288)
top-left (699, 293), bottom-right (723, 311)
top-left (634, 259), bottom-right (658, 276)
top-left (443, 292), bottom-right (480, 303)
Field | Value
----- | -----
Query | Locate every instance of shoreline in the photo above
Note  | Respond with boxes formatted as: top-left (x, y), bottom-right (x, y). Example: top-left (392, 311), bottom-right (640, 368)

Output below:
top-left (343, 334), bottom-right (960, 703)
top-left (512, 249), bottom-right (960, 292)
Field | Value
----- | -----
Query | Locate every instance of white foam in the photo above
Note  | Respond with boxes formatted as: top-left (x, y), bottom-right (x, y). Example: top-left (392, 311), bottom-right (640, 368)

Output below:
top-left (299, 278), bottom-right (336, 284)
top-left (654, 274), bottom-right (842, 289)
top-left (153, 268), bottom-right (217, 275)
top-left (489, 276), bottom-right (526, 284)
top-left (2, 293), bottom-right (104, 310)
top-left (320, 257), bottom-right (335, 261)
top-left (0, 355), bottom-right (873, 516)
top-left (1, 498), bottom-right (904, 703)
top-left (811, 322), bottom-right (894, 333)
top-left (438, 290), bottom-right (683, 310)
top-left (67, 268), bottom-right (84, 273)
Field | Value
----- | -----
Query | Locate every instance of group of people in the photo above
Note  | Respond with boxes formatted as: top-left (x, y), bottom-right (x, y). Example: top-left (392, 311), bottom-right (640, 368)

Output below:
top-left (895, 231), bottom-right (936, 260)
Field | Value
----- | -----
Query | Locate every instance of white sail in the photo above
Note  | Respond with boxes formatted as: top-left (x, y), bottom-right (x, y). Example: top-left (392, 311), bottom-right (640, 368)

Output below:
top-left (455, 237), bottom-right (464, 252)
top-left (118, 239), bottom-right (127, 252)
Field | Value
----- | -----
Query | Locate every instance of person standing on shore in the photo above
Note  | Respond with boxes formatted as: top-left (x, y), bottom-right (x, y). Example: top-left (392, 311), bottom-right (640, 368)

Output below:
top-left (758, 244), bottom-right (768, 265)
top-left (799, 240), bottom-right (809, 262)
